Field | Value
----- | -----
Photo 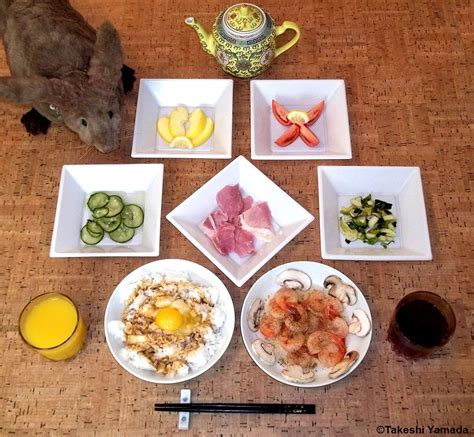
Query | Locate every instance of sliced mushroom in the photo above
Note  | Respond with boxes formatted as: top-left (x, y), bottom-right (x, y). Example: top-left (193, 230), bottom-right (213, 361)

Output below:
top-left (252, 339), bottom-right (276, 365)
top-left (281, 365), bottom-right (316, 383)
top-left (276, 269), bottom-right (312, 291)
top-left (247, 298), bottom-right (265, 332)
top-left (328, 351), bottom-right (359, 379)
top-left (324, 275), bottom-right (357, 305)
top-left (348, 309), bottom-right (371, 337)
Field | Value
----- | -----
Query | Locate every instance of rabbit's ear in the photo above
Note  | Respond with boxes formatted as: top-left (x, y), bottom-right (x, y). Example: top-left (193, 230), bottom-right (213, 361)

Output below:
top-left (88, 21), bottom-right (123, 85)
top-left (0, 76), bottom-right (72, 106)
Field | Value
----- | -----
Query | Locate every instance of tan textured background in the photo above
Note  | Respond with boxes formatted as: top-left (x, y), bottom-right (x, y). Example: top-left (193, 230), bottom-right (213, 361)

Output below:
top-left (0, 0), bottom-right (473, 435)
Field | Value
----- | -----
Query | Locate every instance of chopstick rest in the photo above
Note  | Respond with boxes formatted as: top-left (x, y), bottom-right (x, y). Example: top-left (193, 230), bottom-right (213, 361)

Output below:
top-left (178, 389), bottom-right (191, 431)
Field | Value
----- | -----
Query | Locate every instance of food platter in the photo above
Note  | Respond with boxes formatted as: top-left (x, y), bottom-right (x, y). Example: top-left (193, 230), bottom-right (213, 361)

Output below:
top-left (250, 80), bottom-right (352, 160)
top-left (241, 261), bottom-right (372, 388)
top-left (104, 259), bottom-right (235, 384)
top-left (318, 166), bottom-right (432, 261)
top-left (167, 156), bottom-right (314, 286)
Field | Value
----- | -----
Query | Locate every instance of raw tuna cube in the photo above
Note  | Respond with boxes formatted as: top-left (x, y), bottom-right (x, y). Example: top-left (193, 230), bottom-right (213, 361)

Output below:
top-left (216, 184), bottom-right (243, 219)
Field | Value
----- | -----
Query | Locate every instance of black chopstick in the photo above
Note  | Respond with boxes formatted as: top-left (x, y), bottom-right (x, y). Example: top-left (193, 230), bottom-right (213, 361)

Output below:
top-left (154, 403), bottom-right (315, 414)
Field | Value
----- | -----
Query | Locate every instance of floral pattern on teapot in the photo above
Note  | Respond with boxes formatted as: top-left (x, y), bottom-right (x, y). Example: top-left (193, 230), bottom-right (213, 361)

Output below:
top-left (185, 3), bottom-right (300, 79)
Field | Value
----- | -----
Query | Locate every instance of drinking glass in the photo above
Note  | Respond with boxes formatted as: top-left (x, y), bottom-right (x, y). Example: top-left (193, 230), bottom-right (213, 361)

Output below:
top-left (19, 292), bottom-right (87, 361)
top-left (387, 291), bottom-right (456, 359)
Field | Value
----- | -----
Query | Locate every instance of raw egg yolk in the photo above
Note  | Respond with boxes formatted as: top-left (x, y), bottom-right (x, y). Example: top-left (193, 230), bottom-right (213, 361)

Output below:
top-left (155, 307), bottom-right (183, 331)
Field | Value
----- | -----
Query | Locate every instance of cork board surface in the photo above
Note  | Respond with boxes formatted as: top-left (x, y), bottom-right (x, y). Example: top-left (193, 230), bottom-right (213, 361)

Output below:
top-left (0, 0), bottom-right (473, 435)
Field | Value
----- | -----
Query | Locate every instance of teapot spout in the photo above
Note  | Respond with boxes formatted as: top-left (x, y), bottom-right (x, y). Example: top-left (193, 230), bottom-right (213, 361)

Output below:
top-left (185, 17), bottom-right (216, 57)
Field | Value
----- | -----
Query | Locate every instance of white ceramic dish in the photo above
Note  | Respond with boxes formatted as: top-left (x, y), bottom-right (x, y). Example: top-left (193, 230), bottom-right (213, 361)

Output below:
top-left (251, 80), bottom-right (351, 160)
top-left (104, 259), bottom-right (235, 384)
top-left (318, 166), bottom-right (432, 260)
top-left (241, 261), bottom-right (372, 388)
top-left (50, 164), bottom-right (163, 257)
top-left (132, 79), bottom-right (233, 159)
top-left (167, 156), bottom-right (314, 287)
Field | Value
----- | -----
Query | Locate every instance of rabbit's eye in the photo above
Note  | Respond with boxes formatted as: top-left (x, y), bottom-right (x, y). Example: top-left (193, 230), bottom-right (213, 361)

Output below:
top-left (81, 118), bottom-right (88, 127)
top-left (108, 111), bottom-right (114, 119)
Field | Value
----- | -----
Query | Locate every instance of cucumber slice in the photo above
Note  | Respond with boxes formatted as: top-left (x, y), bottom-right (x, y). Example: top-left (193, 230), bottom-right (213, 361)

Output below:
top-left (92, 207), bottom-right (109, 218)
top-left (87, 192), bottom-right (109, 211)
top-left (105, 195), bottom-right (124, 217)
top-left (121, 204), bottom-right (144, 228)
top-left (109, 223), bottom-right (135, 243)
top-left (96, 215), bottom-right (121, 232)
top-left (80, 225), bottom-right (104, 245)
top-left (86, 220), bottom-right (103, 236)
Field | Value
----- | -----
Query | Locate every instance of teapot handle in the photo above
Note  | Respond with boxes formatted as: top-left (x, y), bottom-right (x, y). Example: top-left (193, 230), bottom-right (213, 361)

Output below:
top-left (274, 21), bottom-right (301, 58)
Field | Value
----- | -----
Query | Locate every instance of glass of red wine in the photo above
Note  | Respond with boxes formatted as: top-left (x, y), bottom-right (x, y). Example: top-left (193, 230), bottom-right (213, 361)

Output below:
top-left (387, 291), bottom-right (456, 359)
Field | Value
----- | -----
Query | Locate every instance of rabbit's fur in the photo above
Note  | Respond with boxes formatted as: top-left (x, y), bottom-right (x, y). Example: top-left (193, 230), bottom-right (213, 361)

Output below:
top-left (0, 0), bottom-right (135, 153)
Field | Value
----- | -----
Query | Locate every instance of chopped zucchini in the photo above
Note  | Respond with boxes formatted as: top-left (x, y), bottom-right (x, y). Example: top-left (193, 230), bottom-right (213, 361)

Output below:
top-left (339, 193), bottom-right (397, 248)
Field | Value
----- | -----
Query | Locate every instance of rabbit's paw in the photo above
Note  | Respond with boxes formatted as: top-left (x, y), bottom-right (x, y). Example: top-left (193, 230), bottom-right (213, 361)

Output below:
top-left (20, 109), bottom-right (51, 135)
top-left (121, 64), bottom-right (136, 94)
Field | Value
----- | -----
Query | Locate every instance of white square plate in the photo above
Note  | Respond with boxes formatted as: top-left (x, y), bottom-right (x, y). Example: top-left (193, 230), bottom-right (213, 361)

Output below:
top-left (132, 79), bottom-right (233, 159)
top-left (50, 164), bottom-right (163, 257)
top-left (318, 166), bottom-right (432, 261)
top-left (167, 156), bottom-right (314, 286)
top-left (251, 80), bottom-right (352, 160)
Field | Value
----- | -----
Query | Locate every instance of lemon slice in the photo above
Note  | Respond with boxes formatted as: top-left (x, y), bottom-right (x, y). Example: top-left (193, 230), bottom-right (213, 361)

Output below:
top-left (170, 135), bottom-right (194, 149)
top-left (156, 117), bottom-right (174, 143)
top-left (169, 106), bottom-right (189, 137)
top-left (192, 117), bottom-right (214, 147)
top-left (186, 108), bottom-right (207, 140)
top-left (287, 110), bottom-right (309, 124)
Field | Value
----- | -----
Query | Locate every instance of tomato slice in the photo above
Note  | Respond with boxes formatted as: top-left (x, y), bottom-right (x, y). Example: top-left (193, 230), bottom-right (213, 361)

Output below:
top-left (299, 124), bottom-right (320, 147)
top-left (275, 124), bottom-right (300, 147)
top-left (306, 101), bottom-right (324, 126)
top-left (272, 99), bottom-right (291, 126)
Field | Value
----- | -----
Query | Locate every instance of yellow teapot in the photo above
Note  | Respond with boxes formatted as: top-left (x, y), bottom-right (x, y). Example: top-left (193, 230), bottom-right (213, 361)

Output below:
top-left (185, 3), bottom-right (300, 78)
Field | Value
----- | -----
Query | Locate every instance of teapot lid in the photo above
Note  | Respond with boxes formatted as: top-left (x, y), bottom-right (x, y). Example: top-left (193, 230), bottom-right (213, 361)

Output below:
top-left (223, 3), bottom-right (266, 38)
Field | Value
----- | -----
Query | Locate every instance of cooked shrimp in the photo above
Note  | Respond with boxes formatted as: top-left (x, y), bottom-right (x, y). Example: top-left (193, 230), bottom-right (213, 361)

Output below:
top-left (274, 288), bottom-right (298, 311)
top-left (304, 290), bottom-right (327, 314)
top-left (325, 316), bottom-right (349, 338)
top-left (319, 342), bottom-right (346, 367)
top-left (268, 298), bottom-right (289, 319)
top-left (278, 327), bottom-right (305, 352)
top-left (307, 312), bottom-right (323, 332)
top-left (259, 315), bottom-right (282, 339)
top-left (306, 330), bottom-right (346, 367)
top-left (284, 304), bottom-right (308, 332)
top-left (287, 346), bottom-right (317, 369)
top-left (323, 295), bottom-right (343, 319)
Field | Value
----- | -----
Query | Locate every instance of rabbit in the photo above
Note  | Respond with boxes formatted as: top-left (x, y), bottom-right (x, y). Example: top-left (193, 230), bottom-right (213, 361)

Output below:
top-left (0, 0), bottom-right (136, 153)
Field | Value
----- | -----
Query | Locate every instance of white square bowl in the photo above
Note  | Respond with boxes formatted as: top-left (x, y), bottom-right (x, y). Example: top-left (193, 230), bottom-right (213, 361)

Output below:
top-left (50, 164), bottom-right (163, 257)
top-left (251, 79), bottom-right (352, 160)
top-left (131, 79), bottom-right (233, 159)
top-left (167, 156), bottom-right (314, 286)
top-left (318, 166), bottom-right (432, 261)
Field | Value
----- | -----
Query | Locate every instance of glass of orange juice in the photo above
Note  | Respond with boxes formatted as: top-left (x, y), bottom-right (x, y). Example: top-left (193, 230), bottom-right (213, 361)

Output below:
top-left (19, 292), bottom-right (87, 360)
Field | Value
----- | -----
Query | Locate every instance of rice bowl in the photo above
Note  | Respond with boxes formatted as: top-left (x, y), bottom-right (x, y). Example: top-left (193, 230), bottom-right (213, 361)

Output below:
top-left (105, 259), bottom-right (235, 384)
